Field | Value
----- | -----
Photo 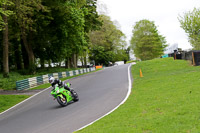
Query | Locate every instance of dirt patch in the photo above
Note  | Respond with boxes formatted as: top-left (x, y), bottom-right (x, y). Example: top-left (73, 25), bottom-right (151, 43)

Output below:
top-left (0, 89), bottom-right (44, 95)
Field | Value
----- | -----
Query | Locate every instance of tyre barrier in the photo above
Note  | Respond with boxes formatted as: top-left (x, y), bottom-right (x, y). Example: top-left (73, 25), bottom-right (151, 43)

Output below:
top-left (16, 67), bottom-right (96, 90)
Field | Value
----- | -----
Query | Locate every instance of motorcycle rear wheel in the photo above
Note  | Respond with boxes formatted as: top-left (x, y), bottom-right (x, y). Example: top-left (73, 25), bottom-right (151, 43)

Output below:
top-left (57, 95), bottom-right (68, 107)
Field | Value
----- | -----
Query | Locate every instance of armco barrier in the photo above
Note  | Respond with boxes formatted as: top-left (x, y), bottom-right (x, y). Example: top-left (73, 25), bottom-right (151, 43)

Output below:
top-left (16, 67), bottom-right (96, 90)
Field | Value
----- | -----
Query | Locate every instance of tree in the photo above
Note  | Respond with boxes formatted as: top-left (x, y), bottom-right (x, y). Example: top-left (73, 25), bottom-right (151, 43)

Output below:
top-left (130, 19), bottom-right (167, 61)
top-left (89, 45), bottom-right (115, 66)
top-left (39, 0), bottom-right (97, 68)
top-left (0, 0), bottom-right (102, 75)
top-left (89, 15), bottom-right (127, 65)
top-left (178, 8), bottom-right (200, 50)
top-left (0, 0), bottom-right (13, 31)
top-left (80, 0), bottom-right (102, 67)
top-left (0, 0), bottom-right (14, 77)
top-left (14, 0), bottom-right (47, 73)
top-left (90, 15), bottom-right (124, 51)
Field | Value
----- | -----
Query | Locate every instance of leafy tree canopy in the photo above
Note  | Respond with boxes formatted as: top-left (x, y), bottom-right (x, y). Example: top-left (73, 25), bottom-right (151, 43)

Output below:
top-left (178, 8), bottom-right (200, 50)
top-left (130, 19), bottom-right (167, 61)
top-left (0, 0), bottom-right (14, 31)
top-left (89, 15), bottom-right (129, 65)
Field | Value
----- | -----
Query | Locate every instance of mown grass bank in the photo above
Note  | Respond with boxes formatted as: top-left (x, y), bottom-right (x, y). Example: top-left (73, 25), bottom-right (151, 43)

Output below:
top-left (0, 95), bottom-right (30, 113)
top-left (77, 58), bottom-right (200, 133)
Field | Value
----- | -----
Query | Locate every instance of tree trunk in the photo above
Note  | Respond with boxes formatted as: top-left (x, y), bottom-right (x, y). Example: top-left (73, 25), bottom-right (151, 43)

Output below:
top-left (40, 58), bottom-right (45, 68)
top-left (48, 60), bottom-right (52, 68)
top-left (21, 40), bottom-right (29, 69)
top-left (2, 5), bottom-right (9, 78)
top-left (72, 53), bottom-right (78, 68)
top-left (21, 27), bottom-right (35, 74)
top-left (65, 59), bottom-right (68, 68)
top-left (68, 56), bottom-right (73, 68)
top-left (84, 56), bottom-right (87, 68)
top-left (80, 56), bottom-right (84, 68)
top-left (67, 58), bottom-right (70, 68)
top-left (76, 54), bottom-right (78, 68)
top-left (14, 43), bottom-right (23, 70)
top-left (74, 54), bottom-right (77, 68)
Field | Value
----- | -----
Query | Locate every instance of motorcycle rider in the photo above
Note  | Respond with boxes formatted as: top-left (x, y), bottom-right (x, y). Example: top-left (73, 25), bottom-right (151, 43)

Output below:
top-left (49, 76), bottom-right (74, 96)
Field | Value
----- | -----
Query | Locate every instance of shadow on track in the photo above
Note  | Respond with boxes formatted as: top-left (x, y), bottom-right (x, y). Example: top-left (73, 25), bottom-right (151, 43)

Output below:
top-left (49, 101), bottom-right (76, 110)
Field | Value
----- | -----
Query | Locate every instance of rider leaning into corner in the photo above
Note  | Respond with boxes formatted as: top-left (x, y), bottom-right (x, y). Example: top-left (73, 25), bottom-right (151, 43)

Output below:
top-left (49, 76), bottom-right (74, 97)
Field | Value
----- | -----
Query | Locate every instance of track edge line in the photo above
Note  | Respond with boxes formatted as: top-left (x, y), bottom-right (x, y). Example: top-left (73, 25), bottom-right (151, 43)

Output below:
top-left (75, 63), bottom-right (134, 132)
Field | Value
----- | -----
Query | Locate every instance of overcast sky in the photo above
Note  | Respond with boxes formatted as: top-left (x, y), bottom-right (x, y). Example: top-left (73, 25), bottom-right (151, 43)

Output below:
top-left (97, 0), bottom-right (200, 50)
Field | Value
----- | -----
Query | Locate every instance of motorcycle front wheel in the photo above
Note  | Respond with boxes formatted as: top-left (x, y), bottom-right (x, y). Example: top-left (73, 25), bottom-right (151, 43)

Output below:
top-left (57, 95), bottom-right (68, 107)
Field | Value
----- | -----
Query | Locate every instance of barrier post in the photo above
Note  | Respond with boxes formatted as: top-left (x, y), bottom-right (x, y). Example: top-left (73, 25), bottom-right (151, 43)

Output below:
top-left (140, 69), bottom-right (143, 77)
top-left (192, 52), bottom-right (196, 66)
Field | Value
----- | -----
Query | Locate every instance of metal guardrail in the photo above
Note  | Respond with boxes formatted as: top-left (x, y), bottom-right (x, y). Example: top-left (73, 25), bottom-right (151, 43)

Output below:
top-left (16, 67), bottom-right (95, 90)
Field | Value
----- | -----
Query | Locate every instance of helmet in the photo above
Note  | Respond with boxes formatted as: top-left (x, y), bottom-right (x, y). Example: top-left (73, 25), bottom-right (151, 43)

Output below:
top-left (49, 76), bottom-right (55, 84)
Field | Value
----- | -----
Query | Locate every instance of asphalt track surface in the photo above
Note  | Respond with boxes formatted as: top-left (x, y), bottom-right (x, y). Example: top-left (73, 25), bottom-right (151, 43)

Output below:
top-left (0, 64), bottom-right (132, 133)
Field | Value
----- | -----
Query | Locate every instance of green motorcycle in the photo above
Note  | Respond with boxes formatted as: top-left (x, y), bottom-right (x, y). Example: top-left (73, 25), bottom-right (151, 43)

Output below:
top-left (51, 83), bottom-right (79, 106)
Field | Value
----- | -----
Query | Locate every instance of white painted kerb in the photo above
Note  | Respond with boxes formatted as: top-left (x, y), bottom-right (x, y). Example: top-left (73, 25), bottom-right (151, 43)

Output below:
top-left (76, 63), bottom-right (134, 131)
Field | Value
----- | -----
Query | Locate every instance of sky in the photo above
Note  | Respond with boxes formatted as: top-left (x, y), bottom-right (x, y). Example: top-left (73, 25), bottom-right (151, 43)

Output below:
top-left (97, 0), bottom-right (200, 50)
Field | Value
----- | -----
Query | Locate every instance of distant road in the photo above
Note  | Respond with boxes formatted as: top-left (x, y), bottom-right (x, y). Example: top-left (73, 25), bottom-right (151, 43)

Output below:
top-left (0, 64), bottom-right (131, 133)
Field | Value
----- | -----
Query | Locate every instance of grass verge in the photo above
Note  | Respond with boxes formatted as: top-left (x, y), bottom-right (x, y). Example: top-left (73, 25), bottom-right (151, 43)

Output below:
top-left (0, 95), bottom-right (30, 113)
top-left (77, 58), bottom-right (200, 133)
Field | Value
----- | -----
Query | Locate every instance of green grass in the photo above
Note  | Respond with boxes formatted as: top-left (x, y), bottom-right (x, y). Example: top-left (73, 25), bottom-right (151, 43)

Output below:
top-left (0, 95), bottom-right (30, 113)
top-left (30, 83), bottom-right (51, 90)
top-left (77, 58), bottom-right (200, 133)
top-left (126, 60), bottom-right (137, 64)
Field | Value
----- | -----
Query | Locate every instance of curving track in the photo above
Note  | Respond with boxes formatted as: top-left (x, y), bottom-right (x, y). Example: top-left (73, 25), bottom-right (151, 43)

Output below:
top-left (0, 64), bottom-right (132, 133)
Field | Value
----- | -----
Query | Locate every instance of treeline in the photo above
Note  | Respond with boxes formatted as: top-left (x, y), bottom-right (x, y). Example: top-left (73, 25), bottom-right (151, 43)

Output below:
top-left (0, 0), bottom-right (129, 78)
top-left (130, 7), bottom-right (200, 61)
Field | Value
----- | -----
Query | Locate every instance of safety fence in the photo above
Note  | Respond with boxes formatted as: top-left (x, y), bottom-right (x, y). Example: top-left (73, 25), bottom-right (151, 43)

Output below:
top-left (162, 50), bottom-right (200, 66)
top-left (16, 67), bottom-right (96, 90)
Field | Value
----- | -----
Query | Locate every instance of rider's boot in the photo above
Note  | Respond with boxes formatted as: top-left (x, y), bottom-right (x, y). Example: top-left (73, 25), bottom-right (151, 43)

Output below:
top-left (70, 90), bottom-right (75, 97)
top-left (64, 86), bottom-right (75, 97)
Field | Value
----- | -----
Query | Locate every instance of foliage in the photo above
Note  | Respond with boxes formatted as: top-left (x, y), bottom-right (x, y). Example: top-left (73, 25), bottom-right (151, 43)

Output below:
top-left (114, 48), bottom-right (130, 63)
top-left (89, 15), bottom-right (128, 65)
top-left (89, 45), bottom-right (114, 66)
top-left (0, 0), bottom-right (14, 31)
top-left (38, 0), bottom-right (101, 65)
top-left (178, 8), bottom-right (200, 50)
top-left (77, 58), bottom-right (200, 132)
top-left (0, 0), bottom-right (127, 77)
top-left (130, 19), bottom-right (167, 61)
